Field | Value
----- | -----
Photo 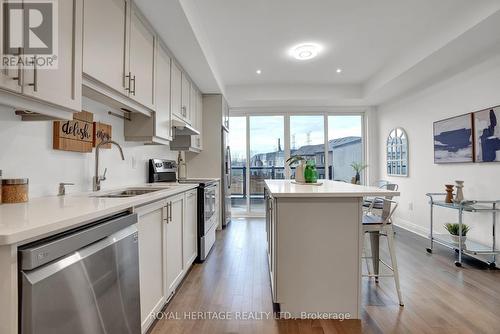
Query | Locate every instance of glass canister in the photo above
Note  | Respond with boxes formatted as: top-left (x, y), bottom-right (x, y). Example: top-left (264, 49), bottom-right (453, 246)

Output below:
top-left (2, 178), bottom-right (29, 203)
top-left (304, 160), bottom-right (318, 183)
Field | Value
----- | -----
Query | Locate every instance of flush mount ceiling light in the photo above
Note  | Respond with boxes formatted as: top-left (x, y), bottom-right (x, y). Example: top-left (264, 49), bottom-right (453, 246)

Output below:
top-left (289, 43), bottom-right (323, 60)
top-left (256, 69), bottom-right (262, 74)
top-left (336, 68), bottom-right (342, 73)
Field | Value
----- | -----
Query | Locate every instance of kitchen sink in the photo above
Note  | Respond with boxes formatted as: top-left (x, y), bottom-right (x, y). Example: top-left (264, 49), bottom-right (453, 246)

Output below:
top-left (94, 188), bottom-right (165, 198)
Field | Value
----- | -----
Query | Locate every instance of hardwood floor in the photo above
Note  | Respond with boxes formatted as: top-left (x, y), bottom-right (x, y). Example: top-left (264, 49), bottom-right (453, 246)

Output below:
top-left (150, 218), bottom-right (500, 334)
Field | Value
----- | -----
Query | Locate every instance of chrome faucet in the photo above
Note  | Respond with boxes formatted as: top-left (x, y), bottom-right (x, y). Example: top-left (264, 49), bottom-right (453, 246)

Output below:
top-left (94, 140), bottom-right (125, 191)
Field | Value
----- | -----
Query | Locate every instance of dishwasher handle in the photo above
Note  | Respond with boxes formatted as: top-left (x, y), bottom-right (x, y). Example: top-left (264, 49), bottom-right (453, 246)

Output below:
top-left (19, 212), bottom-right (138, 270)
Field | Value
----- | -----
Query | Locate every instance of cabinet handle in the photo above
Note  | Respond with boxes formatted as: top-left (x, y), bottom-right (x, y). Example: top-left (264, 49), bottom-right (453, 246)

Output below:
top-left (131, 75), bottom-right (136, 96)
top-left (28, 55), bottom-right (38, 92)
top-left (11, 48), bottom-right (22, 86)
top-left (12, 65), bottom-right (21, 86)
top-left (125, 72), bottom-right (131, 92)
top-left (164, 203), bottom-right (170, 223)
top-left (181, 106), bottom-right (186, 117)
top-left (169, 202), bottom-right (173, 223)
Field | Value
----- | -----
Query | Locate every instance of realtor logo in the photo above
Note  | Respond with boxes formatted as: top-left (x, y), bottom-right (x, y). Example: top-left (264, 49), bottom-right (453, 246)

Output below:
top-left (2, 0), bottom-right (58, 69)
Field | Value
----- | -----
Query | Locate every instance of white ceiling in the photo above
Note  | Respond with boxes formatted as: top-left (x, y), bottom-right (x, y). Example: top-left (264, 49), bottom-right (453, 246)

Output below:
top-left (137, 0), bottom-right (500, 108)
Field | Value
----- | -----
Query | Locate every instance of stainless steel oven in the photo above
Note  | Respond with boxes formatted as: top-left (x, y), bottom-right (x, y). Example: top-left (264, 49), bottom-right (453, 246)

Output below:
top-left (149, 159), bottom-right (219, 262)
top-left (204, 184), bottom-right (217, 232)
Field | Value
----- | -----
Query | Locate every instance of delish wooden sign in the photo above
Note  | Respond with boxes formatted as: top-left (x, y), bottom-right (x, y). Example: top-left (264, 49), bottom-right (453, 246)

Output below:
top-left (93, 122), bottom-right (112, 148)
top-left (53, 111), bottom-right (94, 152)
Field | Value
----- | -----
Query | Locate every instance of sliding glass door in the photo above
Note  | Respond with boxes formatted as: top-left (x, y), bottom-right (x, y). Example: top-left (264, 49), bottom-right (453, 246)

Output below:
top-left (228, 117), bottom-right (247, 215)
top-left (327, 115), bottom-right (363, 182)
top-left (228, 113), bottom-right (365, 216)
top-left (249, 116), bottom-right (285, 213)
top-left (290, 115), bottom-right (325, 178)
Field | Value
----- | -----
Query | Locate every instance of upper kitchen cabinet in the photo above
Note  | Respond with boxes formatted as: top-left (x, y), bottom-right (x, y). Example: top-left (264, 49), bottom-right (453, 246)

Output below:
top-left (195, 89), bottom-right (203, 149)
top-left (82, 0), bottom-right (155, 116)
top-left (124, 42), bottom-right (172, 144)
top-left (128, 4), bottom-right (155, 110)
top-left (154, 43), bottom-right (172, 141)
top-left (181, 72), bottom-right (191, 124)
top-left (171, 61), bottom-right (183, 121)
top-left (222, 97), bottom-right (229, 130)
top-left (82, 0), bottom-right (128, 96)
top-left (0, 0), bottom-right (83, 119)
top-left (0, 0), bottom-right (22, 94)
top-left (23, 0), bottom-right (83, 112)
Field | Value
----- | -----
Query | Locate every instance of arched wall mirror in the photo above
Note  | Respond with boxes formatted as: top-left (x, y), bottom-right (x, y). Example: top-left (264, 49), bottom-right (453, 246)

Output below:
top-left (386, 128), bottom-right (408, 176)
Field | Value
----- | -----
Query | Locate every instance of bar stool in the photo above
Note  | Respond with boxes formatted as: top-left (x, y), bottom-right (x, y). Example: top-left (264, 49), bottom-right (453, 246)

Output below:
top-left (362, 197), bottom-right (404, 306)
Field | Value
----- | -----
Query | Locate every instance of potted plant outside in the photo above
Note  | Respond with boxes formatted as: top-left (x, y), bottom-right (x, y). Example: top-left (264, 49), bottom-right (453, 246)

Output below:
top-left (444, 223), bottom-right (470, 245)
top-left (286, 155), bottom-right (306, 183)
top-left (350, 162), bottom-right (368, 184)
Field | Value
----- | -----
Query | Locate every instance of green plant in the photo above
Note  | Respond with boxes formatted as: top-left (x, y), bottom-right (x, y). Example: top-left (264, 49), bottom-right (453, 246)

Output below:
top-left (286, 155), bottom-right (305, 166)
top-left (444, 223), bottom-right (470, 236)
top-left (350, 162), bottom-right (368, 173)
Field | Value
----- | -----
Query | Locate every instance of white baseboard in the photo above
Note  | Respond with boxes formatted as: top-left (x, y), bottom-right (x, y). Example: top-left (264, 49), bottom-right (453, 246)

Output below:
top-left (393, 217), bottom-right (429, 239)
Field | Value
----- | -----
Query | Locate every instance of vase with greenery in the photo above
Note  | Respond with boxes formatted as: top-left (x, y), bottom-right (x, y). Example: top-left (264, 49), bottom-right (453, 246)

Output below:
top-left (286, 155), bottom-right (306, 183)
top-left (444, 223), bottom-right (470, 244)
top-left (350, 162), bottom-right (368, 184)
top-left (304, 160), bottom-right (318, 183)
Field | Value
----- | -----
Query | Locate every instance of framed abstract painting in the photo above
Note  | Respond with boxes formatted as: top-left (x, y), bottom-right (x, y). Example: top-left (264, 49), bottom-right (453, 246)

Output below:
top-left (473, 106), bottom-right (500, 162)
top-left (433, 114), bottom-right (473, 163)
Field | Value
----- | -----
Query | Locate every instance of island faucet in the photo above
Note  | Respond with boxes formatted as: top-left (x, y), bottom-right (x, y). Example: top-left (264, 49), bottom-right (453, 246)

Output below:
top-left (94, 140), bottom-right (125, 191)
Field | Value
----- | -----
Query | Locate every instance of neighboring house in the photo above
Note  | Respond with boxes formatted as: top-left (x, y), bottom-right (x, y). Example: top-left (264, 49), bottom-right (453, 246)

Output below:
top-left (247, 136), bottom-right (362, 181)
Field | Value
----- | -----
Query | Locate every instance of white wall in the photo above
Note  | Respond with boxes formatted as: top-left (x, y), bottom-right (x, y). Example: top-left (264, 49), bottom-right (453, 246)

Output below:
top-left (0, 97), bottom-right (177, 198)
top-left (376, 53), bottom-right (500, 249)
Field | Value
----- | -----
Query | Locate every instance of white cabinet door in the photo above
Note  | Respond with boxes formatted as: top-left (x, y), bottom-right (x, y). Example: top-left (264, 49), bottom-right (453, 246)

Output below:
top-left (196, 90), bottom-right (203, 149)
top-left (0, 0), bottom-right (22, 93)
top-left (83, 0), bottom-right (128, 95)
top-left (189, 83), bottom-right (197, 128)
top-left (183, 190), bottom-right (198, 268)
top-left (181, 72), bottom-right (190, 123)
top-left (136, 202), bottom-right (167, 332)
top-left (23, 0), bottom-right (83, 111)
top-left (171, 62), bottom-right (182, 120)
top-left (223, 97), bottom-right (230, 130)
top-left (155, 44), bottom-right (172, 140)
top-left (129, 6), bottom-right (155, 109)
top-left (165, 193), bottom-right (184, 295)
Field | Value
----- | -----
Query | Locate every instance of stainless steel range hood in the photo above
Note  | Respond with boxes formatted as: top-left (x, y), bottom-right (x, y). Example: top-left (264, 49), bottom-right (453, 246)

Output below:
top-left (172, 119), bottom-right (200, 136)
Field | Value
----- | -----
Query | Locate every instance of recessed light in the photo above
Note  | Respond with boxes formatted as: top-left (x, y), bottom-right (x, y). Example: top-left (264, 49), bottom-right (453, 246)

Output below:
top-left (336, 68), bottom-right (342, 73)
top-left (256, 69), bottom-right (262, 74)
top-left (289, 43), bottom-right (323, 60)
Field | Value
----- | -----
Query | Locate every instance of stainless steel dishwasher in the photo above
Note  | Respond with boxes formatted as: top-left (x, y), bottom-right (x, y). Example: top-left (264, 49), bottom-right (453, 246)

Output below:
top-left (19, 211), bottom-right (141, 334)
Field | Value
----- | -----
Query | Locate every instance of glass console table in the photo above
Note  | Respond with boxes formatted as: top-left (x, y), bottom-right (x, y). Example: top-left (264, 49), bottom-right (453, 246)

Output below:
top-left (426, 193), bottom-right (499, 268)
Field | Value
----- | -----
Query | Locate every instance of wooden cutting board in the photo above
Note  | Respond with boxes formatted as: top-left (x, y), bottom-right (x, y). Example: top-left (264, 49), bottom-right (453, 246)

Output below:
top-left (93, 122), bottom-right (112, 148)
top-left (53, 111), bottom-right (94, 152)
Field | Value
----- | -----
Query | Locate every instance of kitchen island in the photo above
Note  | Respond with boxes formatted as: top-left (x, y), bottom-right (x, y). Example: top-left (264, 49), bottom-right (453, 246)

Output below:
top-left (264, 179), bottom-right (399, 319)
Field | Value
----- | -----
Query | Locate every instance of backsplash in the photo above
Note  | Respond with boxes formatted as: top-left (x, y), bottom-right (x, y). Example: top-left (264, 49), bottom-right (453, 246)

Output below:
top-left (0, 97), bottom-right (178, 198)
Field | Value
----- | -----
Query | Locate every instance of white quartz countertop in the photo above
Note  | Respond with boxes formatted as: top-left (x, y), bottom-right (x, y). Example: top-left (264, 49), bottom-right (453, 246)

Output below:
top-left (0, 183), bottom-right (198, 246)
top-left (265, 179), bottom-right (400, 198)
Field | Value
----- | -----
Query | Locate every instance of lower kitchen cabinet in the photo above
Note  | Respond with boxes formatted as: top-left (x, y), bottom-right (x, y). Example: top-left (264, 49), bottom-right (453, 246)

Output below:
top-left (183, 189), bottom-right (198, 269)
top-left (136, 189), bottom-right (199, 333)
top-left (165, 193), bottom-right (185, 297)
top-left (136, 200), bottom-right (167, 333)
